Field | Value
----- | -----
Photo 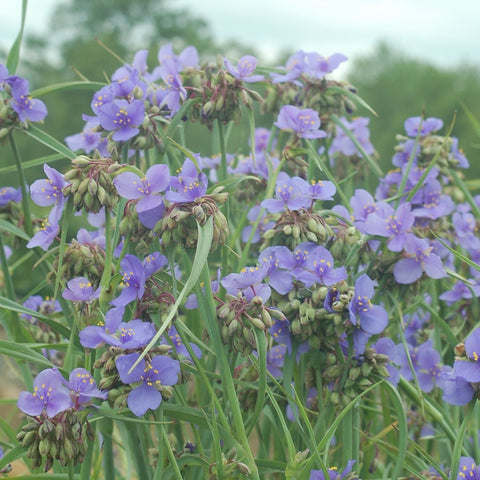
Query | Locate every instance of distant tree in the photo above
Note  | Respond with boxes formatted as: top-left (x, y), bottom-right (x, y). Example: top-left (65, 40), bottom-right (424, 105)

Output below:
top-left (349, 42), bottom-right (480, 173)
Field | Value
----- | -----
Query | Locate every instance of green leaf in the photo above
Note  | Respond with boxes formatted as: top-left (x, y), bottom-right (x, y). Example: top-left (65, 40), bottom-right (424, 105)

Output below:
top-left (5, 0), bottom-right (27, 73)
top-left (326, 85), bottom-right (378, 117)
top-left (19, 125), bottom-right (76, 160)
top-left (0, 339), bottom-right (66, 372)
top-left (30, 81), bottom-right (106, 97)
top-left (131, 217), bottom-right (213, 369)
top-left (0, 153), bottom-right (65, 174)
top-left (0, 296), bottom-right (71, 338)
top-left (0, 218), bottom-right (30, 241)
top-left (0, 445), bottom-right (25, 474)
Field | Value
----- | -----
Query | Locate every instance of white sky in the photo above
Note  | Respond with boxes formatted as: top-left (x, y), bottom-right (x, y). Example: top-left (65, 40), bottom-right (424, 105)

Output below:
top-left (1, 0), bottom-right (479, 75)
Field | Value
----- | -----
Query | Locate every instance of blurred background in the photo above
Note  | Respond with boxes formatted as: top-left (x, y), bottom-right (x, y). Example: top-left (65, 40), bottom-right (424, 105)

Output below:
top-left (1, 0), bottom-right (480, 178)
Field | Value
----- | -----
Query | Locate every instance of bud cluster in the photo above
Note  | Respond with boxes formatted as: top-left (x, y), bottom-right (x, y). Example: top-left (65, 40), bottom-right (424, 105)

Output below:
top-left (323, 346), bottom-right (391, 406)
top-left (47, 236), bottom-right (108, 287)
top-left (208, 447), bottom-right (251, 479)
top-left (262, 208), bottom-right (333, 250)
top-left (187, 60), bottom-right (264, 129)
top-left (276, 281), bottom-right (354, 348)
top-left (217, 294), bottom-right (273, 356)
top-left (63, 155), bottom-right (121, 213)
top-left (16, 408), bottom-right (93, 472)
top-left (155, 191), bottom-right (229, 251)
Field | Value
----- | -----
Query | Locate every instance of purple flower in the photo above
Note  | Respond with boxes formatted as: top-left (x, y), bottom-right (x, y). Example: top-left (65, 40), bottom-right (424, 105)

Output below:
top-left (165, 158), bottom-right (208, 203)
top-left (440, 278), bottom-right (480, 304)
top-left (295, 246), bottom-right (347, 288)
top-left (275, 105), bottom-right (327, 140)
top-left (261, 172), bottom-right (310, 213)
top-left (97, 99), bottom-right (145, 142)
top-left (30, 164), bottom-right (67, 212)
top-left (62, 277), bottom-right (101, 303)
top-left (450, 137), bottom-right (469, 168)
top-left (162, 326), bottom-right (202, 361)
top-left (306, 179), bottom-right (336, 202)
top-left (6, 76), bottom-right (47, 122)
top-left (17, 369), bottom-right (72, 418)
top-left (115, 353), bottom-right (180, 416)
top-left (65, 118), bottom-right (108, 156)
top-left (110, 252), bottom-right (167, 307)
top-left (258, 246), bottom-right (295, 294)
top-left (270, 50), bottom-right (306, 84)
top-left (0, 186), bottom-right (21, 206)
top-left (365, 201), bottom-right (415, 252)
top-left (157, 43), bottom-right (199, 72)
top-left (310, 460), bottom-right (355, 480)
top-left (91, 85), bottom-right (116, 115)
top-left (65, 368), bottom-right (107, 406)
top-left (156, 60), bottom-right (187, 116)
top-left (221, 264), bottom-right (270, 302)
top-left (224, 55), bottom-right (264, 83)
top-left (393, 235), bottom-right (446, 284)
top-left (27, 208), bottom-right (60, 251)
top-left (329, 116), bottom-right (375, 158)
top-left (114, 164), bottom-right (171, 228)
top-left (437, 366), bottom-right (474, 406)
top-left (80, 306), bottom-right (156, 349)
top-left (265, 344), bottom-right (286, 377)
top-left (349, 274), bottom-right (388, 335)
top-left (455, 457), bottom-right (480, 480)
top-left (404, 116), bottom-right (443, 137)
top-left (412, 179), bottom-right (455, 220)
top-left (453, 327), bottom-right (480, 383)
top-left (304, 52), bottom-right (347, 79)
top-left (21, 295), bottom-right (61, 323)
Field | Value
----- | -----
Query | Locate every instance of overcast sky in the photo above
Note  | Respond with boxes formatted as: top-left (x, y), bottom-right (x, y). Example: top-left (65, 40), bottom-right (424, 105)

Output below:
top-left (1, 0), bottom-right (479, 75)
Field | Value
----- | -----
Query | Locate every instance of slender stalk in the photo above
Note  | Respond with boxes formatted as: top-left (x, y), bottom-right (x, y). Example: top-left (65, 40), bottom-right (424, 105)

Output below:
top-left (9, 131), bottom-right (32, 236)
top-left (199, 265), bottom-right (260, 479)
top-left (99, 210), bottom-right (113, 310)
top-left (99, 417), bottom-right (115, 480)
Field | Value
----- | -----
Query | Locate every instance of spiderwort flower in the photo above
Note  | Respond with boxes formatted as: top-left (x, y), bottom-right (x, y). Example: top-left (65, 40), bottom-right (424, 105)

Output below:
top-left (393, 235), bottom-right (446, 284)
top-left (456, 457), bottom-right (480, 479)
top-left (349, 274), bottom-right (388, 335)
top-left (165, 158), bottom-right (208, 203)
top-left (221, 264), bottom-right (270, 302)
top-left (309, 460), bottom-right (355, 480)
top-left (304, 52), bottom-right (348, 79)
top-left (62, 277), bottom-right (101, 303)
top-left (110, 252), bottom-right (167, 307)
top-left (27, 208), bottom-right (61, 251)
top-left (329, 116), bottom-right (375, 157)
top-left (270, 50), bottom-right (306, 84)
top-left (79, 306), bottom-right (156, 349)
top-left (65, 118), bottom-right (108, 156)
top-left (114, 164), bottom-right (171, 228)
top-left (65, 368), bottom-right (107, 407)
top-left (295, 246), bottom-right (347, 287)
top-left (115, 352), bottom-right (180, 417)
top-left (162, 326), bottom-right (202, 361)
top-left (17, 369), bottom-right (72, 418)
top-left (437, 366), bottom-right (474, 406)
top-left (97, 98), bottom-right (145, 142)
top-left (261, 172), bottom-right (309, 213)
top-left (6, 76), bottom-right (47, 122)
top-left (404, 116), bottom-right (443, 137)
top-left (224, 55), bottom-right (264, 83)
top-left (275, 105), bottom-right (327, 140)
top-left (365, 201), bottom-right (415, 252)
top-left (0, 186), bottom-right (21, 206)
top-left (453, 327), bottom-right (480, 383)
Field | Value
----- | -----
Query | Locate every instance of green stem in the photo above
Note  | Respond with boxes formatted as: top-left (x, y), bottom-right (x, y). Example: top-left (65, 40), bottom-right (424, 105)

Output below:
top-left (0, 232), bottom-right (20, 340)
top-left (9, 131), bottom-right (32, 237)
top-left (99, 417), bottom-right (115, 480)
top-left (99, 211), bottom-right (113, 310)
top-left (199, 265), bottom-right (259, 479)
top-left (305, 141), bottom-right (351, 210)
